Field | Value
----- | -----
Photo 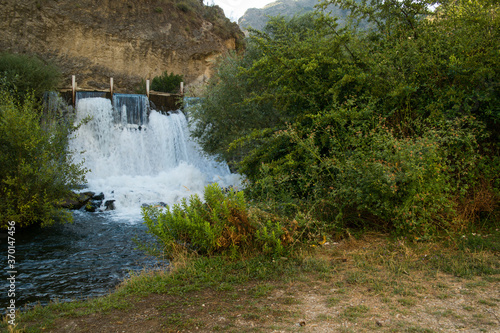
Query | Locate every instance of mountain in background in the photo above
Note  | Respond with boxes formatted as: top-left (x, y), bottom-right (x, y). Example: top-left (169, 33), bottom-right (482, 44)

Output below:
top-left (238, 0), bottom-right (352, 33)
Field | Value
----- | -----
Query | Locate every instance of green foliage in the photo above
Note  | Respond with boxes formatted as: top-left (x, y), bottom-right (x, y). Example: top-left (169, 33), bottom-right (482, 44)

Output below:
top-left (190, 1), bottom-right (500, 237)
top-left (187, 51), bottom-right (279, 164)
top-left (239, 101), bottom-right (487, 235)
top-left (175, 2), bottom-right (191, 13)
top-left (151, 71), bottom-right (183, 93)
top-left (142, 184), bottom-right (299, 257)
top-left (0, 52), bottom-right (61, 102)
top-left (187, 12), bottom-right (329, 164)
top-left (0, 90), bottom-right (87, 228)
top-left (457, 230), bottom-right (500, 253)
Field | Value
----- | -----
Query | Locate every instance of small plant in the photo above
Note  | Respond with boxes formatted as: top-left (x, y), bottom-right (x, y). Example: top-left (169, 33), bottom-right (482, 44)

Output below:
top-left (175, 2), bottom-right (191, 13)
top-left (326, 297), bottom-right (341, 307)
top-left (142, 184), bottom-right (297, 257)
top-left (150, 71), bottom-right (183, 94)
top-left (342, 305), bottom-right (370, 321)
top-left (398, 298), bottom-right (417, 306)
top-left (154, 7), bottom-right (163, 13)
top-left (251, 283), bottom-right (274, 298)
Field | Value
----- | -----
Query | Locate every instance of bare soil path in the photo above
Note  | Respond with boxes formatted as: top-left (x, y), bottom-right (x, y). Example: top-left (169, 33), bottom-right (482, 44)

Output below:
top-left (11, 235), bottom-right (500, 333)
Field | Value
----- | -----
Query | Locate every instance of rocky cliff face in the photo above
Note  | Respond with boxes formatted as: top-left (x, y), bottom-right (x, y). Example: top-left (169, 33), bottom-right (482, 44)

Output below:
top-left (0, 0), bottom-right (243, 92)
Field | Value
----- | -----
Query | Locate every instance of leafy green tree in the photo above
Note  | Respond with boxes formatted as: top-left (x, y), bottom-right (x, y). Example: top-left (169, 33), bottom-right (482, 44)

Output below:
top-left (318, 0), bottom-right (500, 129)
top-left (187, 49), bottom-right (278, 165)
top-left (0, 52), bottom-right (61, 102)
top-left (191, 1), bottom-right (499, 236)
top-left (0, 53), bottom-right (87, 229)
top-left (188, 12), bottom-right (348, 164)
top-left (0, 89), bottom-right (87, 229)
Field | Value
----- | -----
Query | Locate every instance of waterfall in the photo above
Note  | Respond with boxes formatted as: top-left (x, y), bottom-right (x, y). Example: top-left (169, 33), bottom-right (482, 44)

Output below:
top-left (69, 96), bottom-right (241, 222)
top-left (112, 93), bottom-right (149, 126)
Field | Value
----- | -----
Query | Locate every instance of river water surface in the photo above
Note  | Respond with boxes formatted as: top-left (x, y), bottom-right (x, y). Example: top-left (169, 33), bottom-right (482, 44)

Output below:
top-left (1, 212), bottom-right (161, 310)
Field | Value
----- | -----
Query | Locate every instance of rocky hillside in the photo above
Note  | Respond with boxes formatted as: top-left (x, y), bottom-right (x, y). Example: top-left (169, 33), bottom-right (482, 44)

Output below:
top-left (238, 0), bottom-right (351, 33)
top-left (0, 0), bottom-right (244, 92)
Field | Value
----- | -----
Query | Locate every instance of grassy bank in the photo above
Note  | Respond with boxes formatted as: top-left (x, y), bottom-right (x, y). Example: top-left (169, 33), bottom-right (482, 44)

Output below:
top-left (4, 230), bottom-right (499, 332)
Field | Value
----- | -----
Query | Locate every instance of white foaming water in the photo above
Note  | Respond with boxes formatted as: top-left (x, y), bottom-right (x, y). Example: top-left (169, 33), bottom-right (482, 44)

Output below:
top-left (70, 97), bottom-right (241, 222)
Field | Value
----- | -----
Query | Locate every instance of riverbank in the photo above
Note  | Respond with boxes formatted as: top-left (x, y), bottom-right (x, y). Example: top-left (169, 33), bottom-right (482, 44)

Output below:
top-left (5, 232), bottom-right (500, 332)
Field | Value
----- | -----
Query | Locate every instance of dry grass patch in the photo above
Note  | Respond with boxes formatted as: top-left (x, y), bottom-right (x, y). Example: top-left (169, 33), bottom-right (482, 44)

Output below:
top-left (7, 232), bottom-right (499, 332)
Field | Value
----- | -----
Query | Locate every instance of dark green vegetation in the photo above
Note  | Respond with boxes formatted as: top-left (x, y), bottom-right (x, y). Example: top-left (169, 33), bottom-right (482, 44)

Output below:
top-left (0, 53), bottom-right (87, 229)
top-left (151, 71), bottom-right (184, 93)
top-left (189, 0), bottom-right (500, 241)
top-left (143, 184), bottom-right (301, 258)
top-left (0, 53), bottom-right (60, 103)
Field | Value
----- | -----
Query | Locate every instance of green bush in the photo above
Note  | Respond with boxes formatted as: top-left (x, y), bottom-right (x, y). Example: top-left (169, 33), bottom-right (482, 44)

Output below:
top-left (322, 117), bottom-right (456, 236)
top-left (0, 52), bottom-right (60, 102)
top-left (142, 184), bottom-right (298, 257)
top-left (175, 2), bottom-right (191, 13)
top-left (242, 100), bottom-right (496, 237)
top-left (187, 51), bottom-right (279, 165)
top-left (0, 89), bottom-right (87, 229)
top-left (191, 1), bottom-right (500, 237)
top-left (151, 71), bottom-right (183, 94)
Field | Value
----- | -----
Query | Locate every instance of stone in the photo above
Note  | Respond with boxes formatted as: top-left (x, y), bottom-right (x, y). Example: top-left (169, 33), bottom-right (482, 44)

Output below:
top-left (93, 192), bottom-right (105, 201)
top-left (104, 200), bottom-right (116, 211)
top-left (60, 191), bottom-right (95, 210)
top-left (85, 199), bottom-right (103, 212)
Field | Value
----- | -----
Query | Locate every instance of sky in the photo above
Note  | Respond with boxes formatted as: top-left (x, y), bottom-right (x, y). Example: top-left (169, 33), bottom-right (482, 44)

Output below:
top-left (205, 0), bottom-right (277, 22)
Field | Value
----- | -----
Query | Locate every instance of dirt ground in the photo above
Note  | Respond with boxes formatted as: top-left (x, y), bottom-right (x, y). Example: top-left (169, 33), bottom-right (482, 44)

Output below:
top-left (13, 238), bottom-right (500, 333)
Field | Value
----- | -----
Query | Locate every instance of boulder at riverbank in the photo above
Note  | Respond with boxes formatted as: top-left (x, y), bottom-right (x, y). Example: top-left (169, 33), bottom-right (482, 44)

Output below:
top-left (60, 191), bottom-right (95, 210)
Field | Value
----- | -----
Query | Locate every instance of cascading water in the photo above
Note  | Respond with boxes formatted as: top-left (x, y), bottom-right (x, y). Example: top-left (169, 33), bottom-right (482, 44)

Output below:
top-left (1, 94), bottom-right (241, 310)
top-left (70, 96), bottom-right (241, 221)
top-left (112, 93), bottom-right (149, 126)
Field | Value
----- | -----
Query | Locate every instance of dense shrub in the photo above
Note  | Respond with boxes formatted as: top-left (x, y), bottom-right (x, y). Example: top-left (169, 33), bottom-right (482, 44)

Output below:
top-left (0, 89), bottom-right (87, 229)
top-left (189, 1), bottom-right (500, 237)
top-left (0, 52), bottom-right (60, 102)
top-left (151, 71), bottom-right (183, 94)
top-left (142, 184), bottom-right (300, 257)
top-left (0, 52), bottom-right (87, 229)
top-left (175, 2), bottom-right (191, 13)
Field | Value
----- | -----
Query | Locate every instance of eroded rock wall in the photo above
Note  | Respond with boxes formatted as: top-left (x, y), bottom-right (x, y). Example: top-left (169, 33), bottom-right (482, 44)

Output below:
top-left (0, 0), bottom-right (243, 92)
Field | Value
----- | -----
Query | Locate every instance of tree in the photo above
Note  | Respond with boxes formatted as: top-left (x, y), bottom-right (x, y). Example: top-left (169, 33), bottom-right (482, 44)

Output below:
top-left (191, 2), bottom-right (499, 235)
top-left (188, 12), bottom-right (350, 165)
top-left (0, 53), bottom-right (87, 229)
top-left (0, 89), bottom-right (87, 229)
top-left (187, 49), bottom-right (278, 165)
top-left (0, 52), bottom-right (60, 102)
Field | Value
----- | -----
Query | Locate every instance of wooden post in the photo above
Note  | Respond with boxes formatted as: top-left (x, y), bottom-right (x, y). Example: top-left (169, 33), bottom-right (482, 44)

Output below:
top-left (180, 82), bottom-right (184, 95)
top-left (110, 77), bottom-right (114, 102)
top-left (146, 79), bottom-right (150, 99)
top-left (72, 75), bottom-right (76, 107)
